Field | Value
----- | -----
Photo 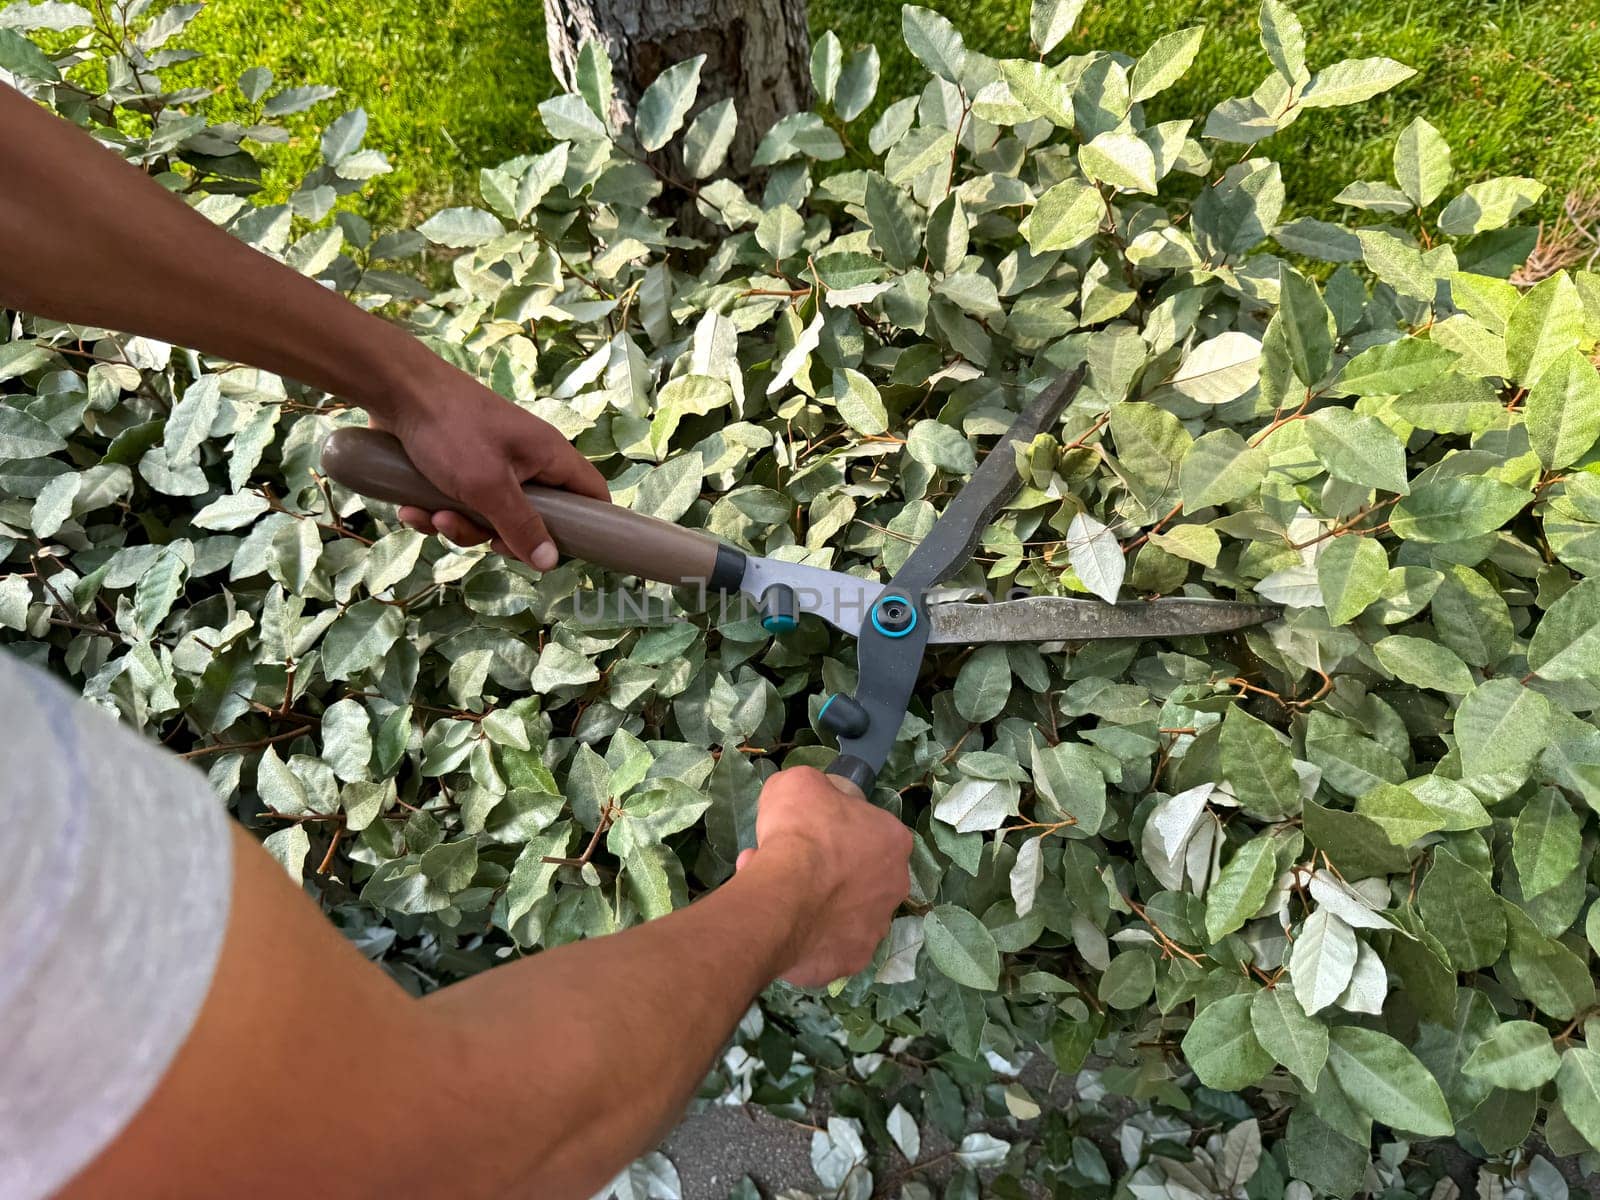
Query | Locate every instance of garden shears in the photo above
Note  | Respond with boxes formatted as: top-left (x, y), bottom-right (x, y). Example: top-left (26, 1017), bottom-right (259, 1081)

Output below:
top-left (320, 367), bottom-right (1278, 796)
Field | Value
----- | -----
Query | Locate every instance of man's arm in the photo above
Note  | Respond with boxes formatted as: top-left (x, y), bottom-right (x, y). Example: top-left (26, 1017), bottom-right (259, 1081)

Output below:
top-left (0, 84), bottom-right (607, 569)
top-left (60, 767), bottom-right (911, 1200)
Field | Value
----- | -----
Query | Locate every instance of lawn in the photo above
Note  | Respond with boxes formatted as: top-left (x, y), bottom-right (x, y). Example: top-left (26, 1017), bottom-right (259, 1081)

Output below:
top-left (179, 0), bottom-right (1600, 225)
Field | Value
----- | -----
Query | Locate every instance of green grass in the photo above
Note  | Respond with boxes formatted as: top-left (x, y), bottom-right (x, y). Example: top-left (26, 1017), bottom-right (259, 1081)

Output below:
top-left (180, 0), bottom-right (1600, 226)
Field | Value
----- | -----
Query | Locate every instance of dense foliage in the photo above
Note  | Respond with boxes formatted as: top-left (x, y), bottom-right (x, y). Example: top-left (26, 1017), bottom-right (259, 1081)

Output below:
top-left (4, 1), bottom-right (1600, 1195)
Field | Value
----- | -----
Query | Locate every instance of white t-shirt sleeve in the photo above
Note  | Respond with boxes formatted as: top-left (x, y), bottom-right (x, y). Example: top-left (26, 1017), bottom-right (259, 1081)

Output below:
top-left (0, 651), bottom-right (232, 1199)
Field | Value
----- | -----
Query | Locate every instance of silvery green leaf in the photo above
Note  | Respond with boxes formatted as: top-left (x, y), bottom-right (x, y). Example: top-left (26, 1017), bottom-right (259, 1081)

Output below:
top-left (811, 30), bottom-right (842, 105)
top-left (1130, 25), bottom-right (1204, 102)
top-left (30, 470), bottom-right (79, 538)
top-left (1291, 907), bottom-right (1360, 1015)
top-left (1356, 229), bottom-right (1441, 303)
top-left (1507, 272), bottom-right (1585, 388)
top-left (925, 194), bottom-right (969, 275)
top-left (1306, 408), bottom-right (1408, 494)
top-left (1030, 0), bottom-right (1086, 54)
top-left (924, 905), bottom-right (1001, 989)
top-left (515, 143), bottom-right (569, 217)
top-left (811, 1117), bottom-right (867, 1192)
top-left (998, 60), bottom-right (1075, 128)
top-left (1273, 217), bottom-right (1363, 262)
top-left (755, 204), bottom-right (804, 262)
top-left (1078, 129), bottom-right (1157, 194)
top-left (868, 96), bottom-right (919, 155)
top-left (539, 92), bottom-right (607, 141)
top-left (1019, 178), bottom-right (1102, 253)
top-left (1394, 117), bottom-right (1451, 207)
top-left (1259, 0), bottom-right (1308, 84)
top-left (531, 640), bottom-right (602, 691)
top-left (1326, 1026), bottom-right (1453, 1137)
top-left (636, 55), bottom-right (704, 152)
top-left (934, 776), bottom-right (1018, 833)
top-left (263, 84), bottom-right (339, 117)
top-left (1251, 986), bottom-right (1328, 1088)
top-left (605, 1152), bottom-right (681, 1200)
top-left (417, 206), bottom-right (505, 249)
top-left (1141, 783), bottom-right (1213, 888)
top-left (1066, 511), bottom-right (1124, 603)
top-left (0, 575), bottom-right (30, 631)
top-left (1437, 176), bottom-right (1545, 236)
top-left (1204, 834), bottom-right (1277, 942)
top-left (133, 543), bottom-right (191, 637)
top-left (953, 643), bottom-right (1010, 721)
top-left (1194, 160), bottom-right (1283, 259)
top-left (766, 312), bottom-right (823, 397)
top-left (1169, 332), bottom-right (1262, 404)
top-left (902, 5), bottom-right (968, 83)
top-left (835, 44), bottom-right (880, 122)
top-left (1031, 741), bottom-right (1108, 835)
top-left (322, 599), bottom-right (404, 680)
top-left (753, 111), bottom-right (844, 166)
top-left (0, 404), bottom-right (66, 458)
top-left (1333, 180), bottom-right (1415, 214)
top-left (832, 368), bottom-right (888, 435)
top-left (320, 108), bottom-right (366, 164)
top-left (954, 1133), bottom-right (1009, 1169)
top-left (865, 172), bottom-right (922, 269)
top-left (887, 1104), bottom-right (921, 1163)
top-left (682, 98), bottom-right (736, 179)
top-left (1180, 429), bottom-right (1268, 509)
top-left (261, 824), bottom-right (310, 881)
top-left (163, 373), bottom-right (221, 463)
top-left (875, 915), bottom-right (925, 984)
top-left (0, 2), bottom-right (93, 32)
top-left (1299, 57), bottom-right (1416, 108)
top-left (1009, 835), bottom-right (1044, 918)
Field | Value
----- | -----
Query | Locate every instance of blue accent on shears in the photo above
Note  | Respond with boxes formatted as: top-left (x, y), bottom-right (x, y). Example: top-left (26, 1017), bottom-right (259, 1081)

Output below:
top-left (818, 693), bottom-right (838, 719)
top-left (761, 612), bottom-right (799, 634)
top-left (870, 594), bottom-right (918, 638)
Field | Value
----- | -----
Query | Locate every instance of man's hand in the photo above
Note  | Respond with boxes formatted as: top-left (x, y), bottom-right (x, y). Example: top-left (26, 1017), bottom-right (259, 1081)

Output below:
top-left (735, 766), bottom-right (912, 987)
top-left (375, 358), bottom-right (610, 571)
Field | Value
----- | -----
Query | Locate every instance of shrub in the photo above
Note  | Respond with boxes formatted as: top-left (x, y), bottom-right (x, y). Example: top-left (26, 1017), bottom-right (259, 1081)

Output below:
top-left (4, 0), bottom-right (1600, 1194)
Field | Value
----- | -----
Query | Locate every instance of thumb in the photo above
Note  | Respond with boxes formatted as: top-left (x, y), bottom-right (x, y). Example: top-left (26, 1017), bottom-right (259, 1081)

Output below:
top-left (735, 848), bottom-right (755, 872)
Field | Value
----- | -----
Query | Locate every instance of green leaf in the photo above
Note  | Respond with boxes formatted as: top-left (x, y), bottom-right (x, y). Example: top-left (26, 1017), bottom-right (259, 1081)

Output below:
top-left (1179, 429), bottom-right (1268, 509)
top-left (924, 904), bottom-right (1001, 989)
top-left (1183, 993), bottom-right (1273, 1091)
top-left (322, 599), bottom-right (405, 680)
top-left (1463, 1021), bottom-right (1560, 1090)
top-left (635, 55), bottom-right (704, 152)
top-left (1353, 781), bottom-right (1444, 846)
top-left (1431, 565), bottom-right (1513, 667)
top-left (1300, 57), bottom-right (1417, 108)
top-left (1455, 678), bottom-right (1552, 780)
top-left (1526, 347), bottom-right (1600, 469)
top-left (1556, 1047), bottom-right (1600, 1153)
top-left (811, 30), bottom-right (842, 105)
top-left (1250, 986), bottom-right (1329, 1089)
top-left (902, 5), bottom-right (968, 83)
top-left (865, 173), bottom-right (922, 270)
top-left (1317, 534), bottom-right (1388, 625)
top-left (1258, 0), bottom-right (1307, 83)
top-left (1030, 741), bottom-right (1107, 835)
top-left (261, 825), bottom-right (310, 881)
top-left (683, 98), bottom-right (737, 179)
top-left (1290, 908), bottom-right (1359, 1015)
top-left (1099, 951), bottom-right (1156, 1009)
top-left (1529, 577), bottom-right (1600, 681)
top-left (1019, 179), bottom-right (1103, 254)
top-left (574, 39), bottom-right (612, 123)
top-left (1130, 25), bottom-right (1205, 103)
top-left (1513, 789), bottom-right (1583, 901)
top-left (1205, 835), bottom-right (1278, 943)
top-left (0, 404), bottom-right (67, 458)
top-left (1219, 706), bottom-right (1300, 819)
top-left (1374, 635), bottom-right (1474, 694)
top-left (1507, 273), bottom-right (1585, 388)
top-left (1338, 338), bottom-right (1454, 396)
top-left (1438, 176), bottom-right (1545, 237)
top-left (1390, 476), bottom-right (1529, 542)
top-left (1393, 117), bottom-right (1451, 208)
top-left (1419, 851), bottom-right (1505, 970)
top-left (0, 27), bottom-right (60, 80)
top-left (133, 544), bottom-right (190, 638)
top-left (925, 194), bottom-right (969, 275)
top-left (832, 368), bottom-right (888, 435)
top-left (1030, 0), bottom-right (1087, 53)
top-left (1308, 408), bottom-right (1409, 494)
top-left (1326, 1026), bottom-right (1453, 1137)
top-left (1503, 901), bottom-right (1596, 1019)
top-left (1279, 265), bottom-right (1335, 386)
top-left (1392, 372), bottom-right (1503, 435)
top-left (163, 375), bottom-right (221, 463)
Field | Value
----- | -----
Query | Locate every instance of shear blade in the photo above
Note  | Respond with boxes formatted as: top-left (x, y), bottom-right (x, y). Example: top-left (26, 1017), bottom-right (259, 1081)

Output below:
top-left (926, 596), bottom-right (1280, 644)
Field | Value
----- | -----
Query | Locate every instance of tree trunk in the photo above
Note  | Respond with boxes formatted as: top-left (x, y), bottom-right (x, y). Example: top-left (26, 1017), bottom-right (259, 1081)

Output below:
top-left (545, 0), bottom-right (811, 183)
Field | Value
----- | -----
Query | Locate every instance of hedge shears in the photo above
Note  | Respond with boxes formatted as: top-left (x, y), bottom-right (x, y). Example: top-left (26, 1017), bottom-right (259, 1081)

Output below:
top-left (321, 367), bottom-right (1277, 796)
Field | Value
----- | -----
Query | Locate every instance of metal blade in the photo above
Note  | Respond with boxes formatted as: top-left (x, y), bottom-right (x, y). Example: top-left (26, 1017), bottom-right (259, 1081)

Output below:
top-left (888, 365), bottom-right (1087, 597)
top-left (926, 596), bottom-right (1281, 644)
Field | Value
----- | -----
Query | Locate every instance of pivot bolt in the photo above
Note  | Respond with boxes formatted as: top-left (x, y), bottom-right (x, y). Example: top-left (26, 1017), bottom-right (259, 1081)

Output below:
top-left (870, 593), bottom-right (918, 638)
top-left (817, 693), bottom-right (870, 738)
top-left (760, 584), bottom-right (799, 634)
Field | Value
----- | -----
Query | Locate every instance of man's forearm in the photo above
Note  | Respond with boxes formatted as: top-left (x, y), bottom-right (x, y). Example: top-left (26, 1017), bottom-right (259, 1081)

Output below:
top-left (425, 856), bottom-right (812, 1198)
top-left (0, 84), bottom-right (430, 417)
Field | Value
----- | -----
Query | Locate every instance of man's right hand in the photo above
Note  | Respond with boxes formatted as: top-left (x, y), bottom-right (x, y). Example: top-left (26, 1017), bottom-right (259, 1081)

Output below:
top-left (735, 766), bottom-right (913, 988)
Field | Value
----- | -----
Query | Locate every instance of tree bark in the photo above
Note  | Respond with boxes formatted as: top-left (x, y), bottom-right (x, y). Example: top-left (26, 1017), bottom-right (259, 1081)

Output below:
top-left (544, 0), bottom-right (811, 183)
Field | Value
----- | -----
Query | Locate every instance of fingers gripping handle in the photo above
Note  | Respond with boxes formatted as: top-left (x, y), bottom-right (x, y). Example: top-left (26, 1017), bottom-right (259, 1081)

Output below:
top-left (320, 428), bottom-right (745, 590)
top-left (825, 755), bottom-right (874, 798)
